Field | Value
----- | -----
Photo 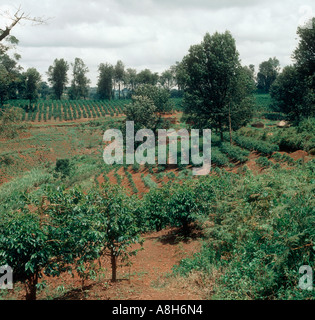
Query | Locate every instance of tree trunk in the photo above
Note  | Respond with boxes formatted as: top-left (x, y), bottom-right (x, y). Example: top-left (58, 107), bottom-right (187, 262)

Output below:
top-left (111, 249), bottom-right (117, 282)
top-left (25, 273), bottom-right (38, 300)
top-left (218, 118), bottom-right (224, 142)
top-left (229, 103), bottom-right (233, 145)
top-left (182, 219), bottom-right (189, 237)
top-left (220, 129), bottom-right (224, 142)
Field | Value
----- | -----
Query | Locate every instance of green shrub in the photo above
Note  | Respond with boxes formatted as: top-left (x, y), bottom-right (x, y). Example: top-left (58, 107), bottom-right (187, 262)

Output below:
top-left (255, 156), bottom-right (273, 168)
top-left (142, 187), bottom-right (170, 231)
top-left (211, 147), bottom-right (229, 166)
top-left (172, 161), bottom-right (315, 300)
top-left (132, 162), bottom-right (140, 172)
top-left (142, 174), bottom-right (157, 189)
top-left (220, 143), bottom-right (250, 163)
top-left (55, 159), bottom-right (72, 177)
top-left (233, 134), bottom-right (279, 155)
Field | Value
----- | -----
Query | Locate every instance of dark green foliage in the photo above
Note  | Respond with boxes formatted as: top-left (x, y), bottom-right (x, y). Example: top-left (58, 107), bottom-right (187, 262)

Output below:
top-left (132, 162), bottom-right (140, 172)
top-left (0, 187), bottom-right (104, 299)
top-left (97, 63), bottom-right (114, 100)
top-left (293, 17), bottom-right (315, 90)
top-left (232, 133), bottom-right (279, 155)
top-left (22, 68), bottom-right (41, 106)
top-left (172, 161), bottom-right (315, 300)
top-left (270, 19), bottom-right (315, 122)
top-left (142, 186), bottom-right (170, 232)
top-left (69, 58), bottom-right (90, 100)
top-left (55, 159), bottom-right (72, 178)
top-left (220, 142), bottom-right (250, 163)
top-left (257, 57), bottom-right (280, 93)
top-left (255, 156), bottom-right (273, 168)
top-left (47, 59), bottom-right (69, 100)
top-left (182, 31), bottom-right (254, 139)
top-left (270, 119), bottom-right (315, 152)
top-left (254, 94), bottom-right (273, 112)
top-left (91, 184), bottom-right (143, 281)
top-left (270, 66), bottom-right (314, 122)
top-left (0, 183), bottom-right (143, 298)
top-left (211, 147), bottom-right (230, 166)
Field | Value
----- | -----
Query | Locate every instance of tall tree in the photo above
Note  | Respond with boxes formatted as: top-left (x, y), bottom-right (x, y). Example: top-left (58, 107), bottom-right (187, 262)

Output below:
top-left (270, 65), bottom-right (314, 122)
top-left (38, 81), bottom-right (51, 99)
top-left (0, 64), bottom-right (10, 105)
top-left (270, 18), bottom-right (315, 123)
top-left (23, 68), bottom-right (41, 107)
top-left (0, 53), bottom-right (23, 101)
top-left (97, 63), bottom-right (114, 100)
top-left (159, 69), bottom-right (175, 91)
top-left (171, 61), bottom-right (188, 92)
top-left (182, 31), bottom-right (254, 140)
top-left (0, 6), bottom-right (45, 103)
top-left (47, 58), bottom-right (69, 100)
top-left (125, 84), bottom-right (172, 134)
top-left (293, 17), bottom-right (315, 90)
top-left (114, 60), bottom-right (125, 99)
top-left (69, 58), bottom-right (90, 100)
top-left (123, 68), bottom-right (137, 95)
top-left (136, 69), bottom-right (159, 86)
top-left (257, 57), bottom-right (280, 93)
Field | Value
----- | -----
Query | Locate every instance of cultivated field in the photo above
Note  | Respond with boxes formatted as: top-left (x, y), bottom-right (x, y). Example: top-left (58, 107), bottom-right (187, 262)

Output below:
top-left (0, 94), bottom-right (314, 300)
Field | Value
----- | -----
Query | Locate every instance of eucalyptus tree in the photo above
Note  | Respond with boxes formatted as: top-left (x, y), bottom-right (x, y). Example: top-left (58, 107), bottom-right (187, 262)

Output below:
top-left (256, 57), bottom-right (280, 93)
top-left (69, 57), bottom-right (90, 100)
top-left (270, 17), bottom-right (315, 122)
top-left (270, 65), bottom-right (314, 121)
top-left (23, 68), bottom-right (41, 107)
top-left (114, 60), bottom-right (125, 99)
top-left (123, 68), bottom-right (137, 95)
top-left (159, 69), bottom-right (175, 91)
top-left (47, 58), bottom-right (69, 100)
top-left (293, 17), bottom-right (315, 90)
top-left (136, 69), bottom-right (159, 86)
top-left (97, 63), bottom-right (114, 100)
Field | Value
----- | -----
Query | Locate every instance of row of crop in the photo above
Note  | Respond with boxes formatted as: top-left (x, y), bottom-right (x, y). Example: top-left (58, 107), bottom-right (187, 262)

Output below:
top-left (231, 133), bottom-right (279, 155)
top-left (6, 99), bottom-right (131, 122)
top-left (219, 142), bottom-right (250, 163)
top-left (7, 98), bottom-right (184, 122)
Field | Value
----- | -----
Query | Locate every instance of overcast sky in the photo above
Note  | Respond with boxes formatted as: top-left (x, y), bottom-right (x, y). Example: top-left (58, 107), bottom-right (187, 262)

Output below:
top-left (0, 0), bottom-right (314, 86)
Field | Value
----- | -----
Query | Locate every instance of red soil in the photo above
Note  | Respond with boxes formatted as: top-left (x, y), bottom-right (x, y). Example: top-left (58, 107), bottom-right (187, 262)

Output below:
top-left (8, 227), bottom-right (202, 300)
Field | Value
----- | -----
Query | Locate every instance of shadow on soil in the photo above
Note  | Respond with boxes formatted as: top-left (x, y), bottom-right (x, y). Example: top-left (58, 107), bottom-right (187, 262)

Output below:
top-left (147, 226), bottom-right (204, 246)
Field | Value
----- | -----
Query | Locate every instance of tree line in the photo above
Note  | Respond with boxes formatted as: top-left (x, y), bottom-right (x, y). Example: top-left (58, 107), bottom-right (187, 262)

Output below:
top-left (0, 52), bottom-right (285, 104)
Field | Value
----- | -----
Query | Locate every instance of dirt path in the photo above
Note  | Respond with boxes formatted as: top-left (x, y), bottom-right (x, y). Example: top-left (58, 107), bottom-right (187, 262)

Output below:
top-left (101, 228), bottom-right (202, 300)
top-left (42, 228), bottom-right (203, 300)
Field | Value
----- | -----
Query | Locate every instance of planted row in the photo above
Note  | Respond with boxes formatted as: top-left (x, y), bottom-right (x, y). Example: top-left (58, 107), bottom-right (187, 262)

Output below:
top-left (232, 133), bottom-right (279, 155)
top-left (219, 142), bottom-right (250, 163)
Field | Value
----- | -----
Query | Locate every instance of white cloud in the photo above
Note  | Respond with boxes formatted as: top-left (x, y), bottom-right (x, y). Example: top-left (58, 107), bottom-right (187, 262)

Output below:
top-left (1, 0), bottom-right (314, 86)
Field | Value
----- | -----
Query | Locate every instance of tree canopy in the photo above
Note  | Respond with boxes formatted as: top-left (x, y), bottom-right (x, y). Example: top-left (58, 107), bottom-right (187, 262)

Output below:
top-left (257, 57), bottom-right (280, 93)
top-left (69, 58), bottom-right (90, 100)
top-left (182, 31), bottom-right (254, 140)
top-left (47, 59), bottom-right (69, 100)
top-left (97, 63), bottom-right (114, 100)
